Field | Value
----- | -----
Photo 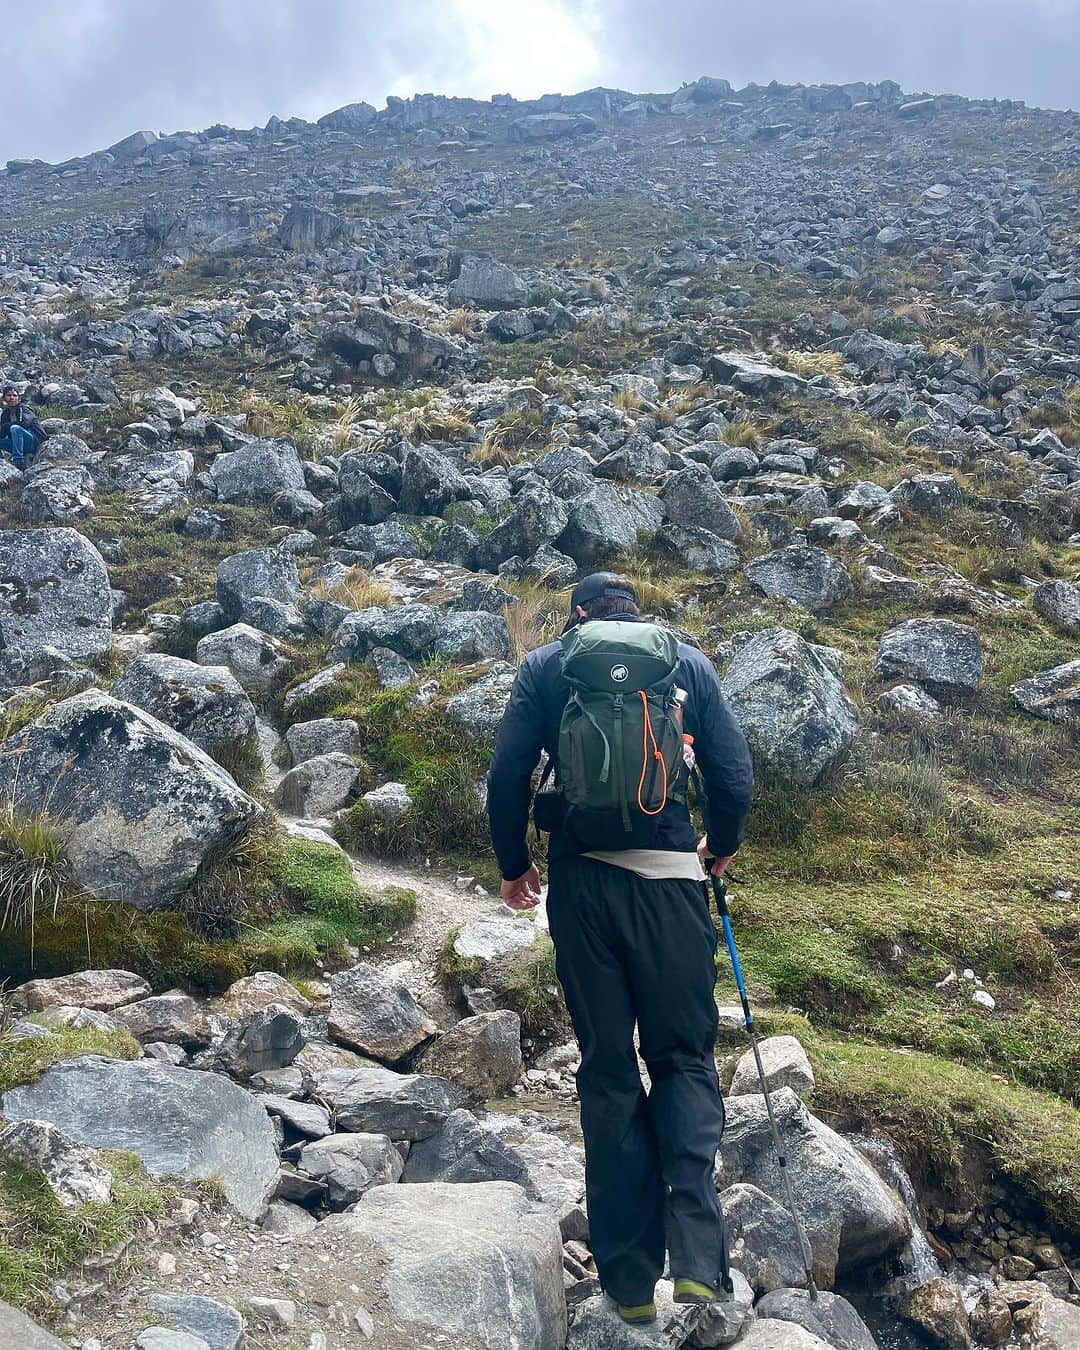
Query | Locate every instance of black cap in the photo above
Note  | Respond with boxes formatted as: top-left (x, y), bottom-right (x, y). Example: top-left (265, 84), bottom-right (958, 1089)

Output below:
top-left (564, 572), bottom-right (639, 631)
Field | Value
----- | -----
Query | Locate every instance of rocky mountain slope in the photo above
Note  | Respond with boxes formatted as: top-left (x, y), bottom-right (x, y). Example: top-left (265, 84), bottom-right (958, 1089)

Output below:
top-left (0, 75), bottom-right (1078, 1349)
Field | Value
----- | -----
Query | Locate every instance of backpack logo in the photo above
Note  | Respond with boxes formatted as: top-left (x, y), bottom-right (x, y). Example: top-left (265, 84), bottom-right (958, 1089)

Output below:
top-left (610, 664), bottom-right (629, 683)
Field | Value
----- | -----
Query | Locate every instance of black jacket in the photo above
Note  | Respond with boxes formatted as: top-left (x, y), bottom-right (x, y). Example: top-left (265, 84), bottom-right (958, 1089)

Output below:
top-left (0, 404), bottom-right (48, 446)
top-left (487, 621), bottom-right (754, 881)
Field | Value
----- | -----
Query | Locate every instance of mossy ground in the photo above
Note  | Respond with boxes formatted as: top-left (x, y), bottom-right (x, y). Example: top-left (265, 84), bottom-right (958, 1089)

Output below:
top-left (0, 1148), bottom-right (171, 1318)
top-left (0, 826), bottom-right (415, 993)
top-left (0, 1024), bottom-right (141, 1094)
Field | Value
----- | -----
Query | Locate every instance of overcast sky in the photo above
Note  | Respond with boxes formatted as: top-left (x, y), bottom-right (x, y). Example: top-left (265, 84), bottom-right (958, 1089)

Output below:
top-left (5, 0), bottom-right (1078, 164)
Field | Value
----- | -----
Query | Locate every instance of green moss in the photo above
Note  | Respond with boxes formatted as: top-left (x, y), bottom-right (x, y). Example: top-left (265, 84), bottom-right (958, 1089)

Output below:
top-left (500, 936), bottom-right (568, 1040)
top-left (0, 1150), bottom-right (170, 1317)
top-left (0, 1024), bottom-right (141, 1093)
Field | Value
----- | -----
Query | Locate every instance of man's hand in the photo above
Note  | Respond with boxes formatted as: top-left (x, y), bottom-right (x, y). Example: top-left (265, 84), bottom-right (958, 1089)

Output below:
top-left (698, 836), bottom-right (735, 878)
top-left (501, 864), bottom-right (542, 911)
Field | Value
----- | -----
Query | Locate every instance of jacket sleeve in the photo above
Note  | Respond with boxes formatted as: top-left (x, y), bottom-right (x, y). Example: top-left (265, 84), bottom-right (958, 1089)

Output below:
top-left (486, 655), bottom-right (547, 880)
top-left (687, 656), bottom-right (754, 858)
top-left (21, 410), bottom-right (47, 444)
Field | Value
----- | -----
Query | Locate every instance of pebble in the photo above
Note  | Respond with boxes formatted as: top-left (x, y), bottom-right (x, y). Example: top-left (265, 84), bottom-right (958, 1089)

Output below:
top-left (248, 1295), bottom-right (298, 1328)
top-left (972, 989), bottom-right (996, 1010)
top-left (354, 1305), bottom-right (376, 1338)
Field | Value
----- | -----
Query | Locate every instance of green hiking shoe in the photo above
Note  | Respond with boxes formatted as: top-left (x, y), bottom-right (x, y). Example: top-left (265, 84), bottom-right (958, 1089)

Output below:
top-left (673, 1278), bottom-right (716, 1305)
top-left (616, 1300), bottom-right (658, 1325)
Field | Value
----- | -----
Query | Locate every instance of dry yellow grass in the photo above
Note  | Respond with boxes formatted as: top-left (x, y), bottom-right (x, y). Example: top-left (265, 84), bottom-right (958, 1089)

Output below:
top-left (447, 307), bottom-right (475, 336)
top-left (395, 401), bottom-right (475, 445)
top-left (722, 420), bottom-right (763, 450)
top-left (502, 578), bottom-right (572, 660)
top-left (310, 566), bottom-right (393, 611)
top-left (778, 349), bottom-right (847, 380)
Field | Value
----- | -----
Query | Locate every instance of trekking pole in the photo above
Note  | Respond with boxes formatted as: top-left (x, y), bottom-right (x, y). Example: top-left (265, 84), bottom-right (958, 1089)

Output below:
top-left (709, 873), bottom-right (819, 1301)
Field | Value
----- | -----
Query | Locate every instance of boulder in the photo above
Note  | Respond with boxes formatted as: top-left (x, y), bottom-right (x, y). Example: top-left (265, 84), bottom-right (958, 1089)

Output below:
top-left (315, 1066), bottom-right (463, 1139)
top-left (221, 971), bottom-right (312, 1019)
top-left (729, 1036), bottom-right (815, 1098)
top-left (257, 1094), bottom-right (331, 1139)
top-left (328, 963), bottom-right (437, 1062)
top-left (0, 527), bottom-right (112, 658)
top-left (474, 482), bottom-right (570, 569)
top-left (1010, 660), bottom-right (1080, 722)
top-left (398, 445), bottom-right (470, 516)
top-left (115, 992), bottom-right (211, 1048)
top-left (900, 1277), bottom-right (971, 1349)
top-left (445, 663), bottom-right (517, 746)
top-left (278, 203), bottom-right (355, 251)
top-left (746, 545), bottom-right (852, 613)
top-left (20, 465), bottom-right (95, 523)
top-left (145, 1292), bottom-right (245, 1350)
top-left (213, 1004), bottom-right (305, 1080)
top-left (297, 1131), bottom-right (403, 1207)
top-left (890, 473), bottom-right (963, 519)
top-left (290, 1181), bottom-right (566, 1349)
top-left (874, 619), bottom-right (982, 699)
top-left (708, 351), bottom-right (808, 396)
top-left (0, 1119), bottom-right (113, 1207)
top-left (216, 546), bottom-right (301, 624)
top-left (0, 691), bottom-right (261, 908)
top-left (111, 653), bottom-right (256, 753)
top-left (0, 1300), bottom-right (69, 1350)
top-left (660, 525), bottom-right (741, 575)
top-left (450, 253), bottom-right (530, 308)
top-left (568, 1274), bottom-right (753, 1347)
top-left (329, 603), bottom-right (440, 662)
top-left (721, 1183), bottom-right (809, 1295)
top-left (432, 609), bottom-right (510, 661)
top-left (401, 1108), bottom-right (534, 1191)
top-left (755, 1290), bottom-right (878, 1350)
top-left (196, 623), bottom-right (293, 696)
top-left (724, 1318), bottom-right (833, 1349)
top-left (1, 1056), bottom-right (279, 1219)
top-left (207, 438), bottom-right (307, 503)
top-left (659, 464), bottom-right (742, 541)
top-left (274, 751), bottom-right (360, 817)
top-left (285, 716), bottom-right (360, 764)
top-left (420, 1010), bottom-right (523, 1098)
top-left (326, 309), bottom-right (462, 379)
top-left (558, 483), bottom-right (663, 566)
top-left (9, 968), bottom-right (150, 1013)
top-left (719, 629), bottom-right (858, 786)
top-left (719, 1088), bottom-right (910, 1288)
top-left (1032, 579), bottom-right (1080, 632)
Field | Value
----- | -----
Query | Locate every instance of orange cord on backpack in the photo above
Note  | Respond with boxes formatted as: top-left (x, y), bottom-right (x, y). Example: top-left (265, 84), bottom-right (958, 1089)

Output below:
top-left (637, 690), bottom-right (668, 815)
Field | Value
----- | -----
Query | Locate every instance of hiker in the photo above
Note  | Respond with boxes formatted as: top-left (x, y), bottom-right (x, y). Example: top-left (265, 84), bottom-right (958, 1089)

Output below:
top-left (487, 573), bottom-right (753, 1325)
top-left (0, 386), bottom-right (47, 469)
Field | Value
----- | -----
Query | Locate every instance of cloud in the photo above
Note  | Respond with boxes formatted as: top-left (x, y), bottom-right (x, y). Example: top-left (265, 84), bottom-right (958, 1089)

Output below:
top-left (1, 0), bottom-right (1075, 164)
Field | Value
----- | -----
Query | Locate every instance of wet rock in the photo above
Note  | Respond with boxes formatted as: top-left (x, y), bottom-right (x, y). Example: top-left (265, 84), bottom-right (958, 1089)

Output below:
top-left (315, 1066), bottom-right (463, 1140)
top-left (0, 691), bottom-right (261, 908)
top-left (874, 619), bottom-right (982, 700)
top-left (745, 545), bottom-right (852, 612)
top-left (969, 1288), bottom-right (1012, 1346)
top-left (328, 963), bottom-right (437, 1062)
top-left (719, 1088), bottom-right (910, 1288)
top-left (111, 652), bottom-right (257, 753)
top-left (729, 1035), bottom-right (815, 1097)
top-left (291, 1181), bottom-right (566, 1350)
top-left (420, 1011), bottom-right (524, 1098)
top-left (755, 1289), bottom-right (878, 1350)
top-left (900, 1276), bottom-right (972, 1349)
top-left (1010, 659), bottom-right (1080, 722)
top-left (9, 969), bottom-right (150, 1014)
top-left (0, 1119), bottom-right (113, 1207)
top-left (1, 1057), bottom-right (279, 1219)
top-left (298, 1131), bottom-right (404, 1207)
top-left (0, 526), bottom-right (112, 657)
top-left (213, 1004), bottom-right (305, 1080)
top-left (721, 1182), bottom-right (809, 1294)
top-left (719, 629), bottom-right (858, 786)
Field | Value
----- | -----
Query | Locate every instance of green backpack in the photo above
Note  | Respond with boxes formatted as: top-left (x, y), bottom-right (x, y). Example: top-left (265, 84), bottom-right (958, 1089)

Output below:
top-left (555, 619), bottom-right (689, 849)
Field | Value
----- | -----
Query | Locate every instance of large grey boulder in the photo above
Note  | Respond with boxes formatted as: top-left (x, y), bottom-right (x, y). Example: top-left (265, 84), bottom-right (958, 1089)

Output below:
top-left (432, 609), bottom-right (510, 661)
top-left (719, 629), bottom-right (857, 786)
top-left (0, 527), bottom-right (112, 657)
top-left (660, 525), bottom-right (741, 575)
top-left (889, 472), bottom-right (962, 519)
top-left (115, 992), bottom-right (211, 1048)
top-left (558, 483), bottom-right (663, 565)
top-left (196, 623), bottom-right (293, 696)
top-left (291, 1181), bottom-right (566, 1350)
top-left (874, 619), bottom-right (982, 699)
top-left (1032, 579), bottom-right (1080, 632)
top-left (658, 465), bottom-right (742, 541)
top-left (111, 653), bottom-right (256, 753)
top-left (297, 1131), bottom-right (403, 1207)
top-left (207, 438), bottom-right (306, 503)
top-left (0, 691), bottom-right (261, 908)
top-left (216, 546), bottom-right (301, 624)
top-left (316, 1066), bottom-right (463, 1139)
top-left (20, 465), bottom-right (95, 523)
top-left (0, 1299), bottom-right (69, 1349)
top-left (329, 603), bottom-right (440, 662)
top-left (474, 482), bottom-right (569, 569)
top-left (318, 101), bottom-right (377, 131)
top-left (398, 445), bottom-right (470, 516)
top-left (328, 963), bottom-right (437, 1063)
top-left (1, 1056), bottom-right (278, 1219)
top-left (401, 1108), bottom-right (535, 1191)
top-left (446, 663), bottom-right (517, 746)
top-left (285, 717), bottom-right (359, 764)
top-left (709, 351), bottom-right (808, 396)
top-left (721, 1183), bottom-right (809, 1295)
top-left (745, 546), bottom-right (852, 613)
top-left (0, 1119), bottom-right (113, 1208)
top-left (326, 309), bottom-right (462, 379)
top-left (1010, 660), bottom-right (1080, 722)
top-left (278, 203), bottom-right (356, 251)
top-left (213, 1004), bottom-right (305, 1080)
top-left (274, 751), bottom-right (360, 817)
top-left (719, 1088), bottom-right (910, 1288)
top-left (450, 253), bottom-right (529, 308)
top-left (337, 457), bottom-right (397, 526)
top-left (756, 1290), bottom-right (878, 1350)
top-left (729, 1035), bottom-right (815, 1098)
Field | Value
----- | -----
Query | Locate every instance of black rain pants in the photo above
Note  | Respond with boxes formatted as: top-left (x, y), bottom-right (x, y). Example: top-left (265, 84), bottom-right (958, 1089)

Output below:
top-left (546, 855), bottom-right (728, 1306)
